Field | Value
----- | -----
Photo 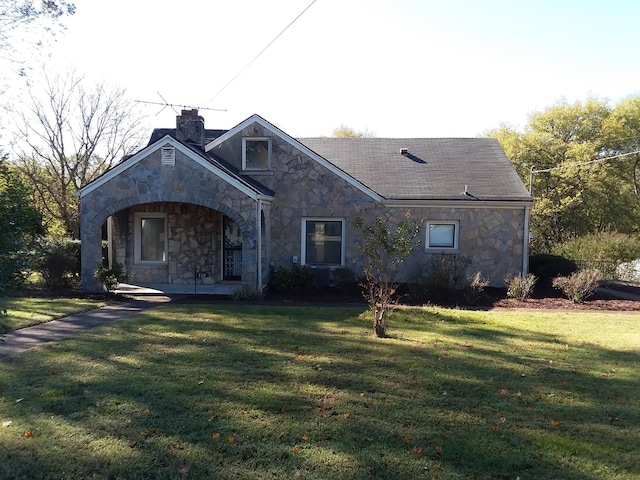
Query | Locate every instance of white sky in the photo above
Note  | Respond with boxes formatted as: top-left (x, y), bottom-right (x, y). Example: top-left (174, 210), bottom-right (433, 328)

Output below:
top-left (7, 0), bottom-right (640, 139)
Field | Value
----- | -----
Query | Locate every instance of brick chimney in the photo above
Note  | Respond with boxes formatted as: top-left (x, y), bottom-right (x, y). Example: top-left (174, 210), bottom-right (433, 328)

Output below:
top-left (176, 109), bottom-right (205, 149)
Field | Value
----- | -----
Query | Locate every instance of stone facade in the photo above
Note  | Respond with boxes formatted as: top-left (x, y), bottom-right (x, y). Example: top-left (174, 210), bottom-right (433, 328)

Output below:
top-left (80, 114), bottom-right (529, 292)
top-left (80, 146), bottom-right (259, 292)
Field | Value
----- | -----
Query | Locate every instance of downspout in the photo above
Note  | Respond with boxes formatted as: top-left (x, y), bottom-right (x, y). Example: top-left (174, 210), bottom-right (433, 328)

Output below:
top-left (522, 205), bottom-right (531, 275)
top-left (257, 198), bottom-right (262, 291)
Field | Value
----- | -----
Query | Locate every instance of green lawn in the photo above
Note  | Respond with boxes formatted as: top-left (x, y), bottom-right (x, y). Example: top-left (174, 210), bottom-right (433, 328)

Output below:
top-left (0, 297), bottom-right (108, 334)
top-left (1, 305), bottom-right (638, 479)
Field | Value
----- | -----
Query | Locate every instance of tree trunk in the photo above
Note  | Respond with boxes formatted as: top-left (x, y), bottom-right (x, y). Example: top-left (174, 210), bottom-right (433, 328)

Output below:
top-left (373, 307), bottom-right (387, 337)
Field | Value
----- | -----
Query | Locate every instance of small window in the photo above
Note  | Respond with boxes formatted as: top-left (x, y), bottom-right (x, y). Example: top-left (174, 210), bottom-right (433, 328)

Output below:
top-left (134, 212), bottom-right (167, 263)
top-left (426, 221), bottom-right (459, 250)
top-left (242, 137), bottom-right (271, 170)
top-left (302, 219), bottom-right (345, 266)
top-left (161, 146), bottom-right (175, 166)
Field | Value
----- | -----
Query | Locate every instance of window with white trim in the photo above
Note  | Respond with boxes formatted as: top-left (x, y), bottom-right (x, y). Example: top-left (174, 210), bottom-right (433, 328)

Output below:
top-left (302, 219), bottom-right (345, 266)
top-left (242, 137), bottom-right (271, 170)
top-left (426, 221), bottom-right (459, 250)
top-left (134, 212), bottom-right (168, 263)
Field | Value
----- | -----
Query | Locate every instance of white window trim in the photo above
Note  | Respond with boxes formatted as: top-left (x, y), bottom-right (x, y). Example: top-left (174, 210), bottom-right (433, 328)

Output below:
top-left (134, 212), bottom-right (168, 264)
top-left (301, 218), bottom-right (346, 266)
top-left (242, 137), bottom-right (271, 170)
top-left (425, 220), bottom-right (460, 252)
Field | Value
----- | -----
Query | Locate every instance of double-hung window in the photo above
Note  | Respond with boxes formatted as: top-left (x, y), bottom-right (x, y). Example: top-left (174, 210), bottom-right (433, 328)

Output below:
top-left (242, 137), bottom-right (271, 170)
top-left (134, 212), bottom-right (167, 263)
top-left (302, 219), bottom-right (345, 266)
top-left (426, 220), bottom-right (459, 251)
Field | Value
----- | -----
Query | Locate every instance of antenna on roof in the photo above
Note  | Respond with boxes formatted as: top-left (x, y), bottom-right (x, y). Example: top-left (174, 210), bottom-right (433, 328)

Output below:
top-left (135, 92), bottom-right (227, 116)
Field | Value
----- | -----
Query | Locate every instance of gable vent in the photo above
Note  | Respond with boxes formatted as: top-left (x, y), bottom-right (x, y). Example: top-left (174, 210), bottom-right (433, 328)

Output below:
top-left (161, 146), bottom-right (175, 166)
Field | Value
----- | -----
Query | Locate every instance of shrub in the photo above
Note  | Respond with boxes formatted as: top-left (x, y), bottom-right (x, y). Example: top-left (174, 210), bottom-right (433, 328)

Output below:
top-left (35, 237), bottom-right (81, 289)
top-left (94, 262), bottom-right (126, 291)
top-left (529, 254), bottom-right (578, 284)
top-left (552, 269), bottom-right (603, 303)
top-left (462, 271), bottom-right (490, 303)
top-left (268, 265), bottom-right (316, 294)
top-left (409, 254), bottom-right (470, 302)
top-left (552, 232), bottom-right (640, 263)
top-left (505, 273), bottom-right (537, 300)
top-left (232, 284), bottom-right (265, 301)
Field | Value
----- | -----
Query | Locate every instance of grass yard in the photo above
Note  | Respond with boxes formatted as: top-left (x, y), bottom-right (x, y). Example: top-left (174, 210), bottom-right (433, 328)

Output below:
top-left (0, 297), bottom-right (108, 334)
top-left (0, 304), bottom-right (638, 479)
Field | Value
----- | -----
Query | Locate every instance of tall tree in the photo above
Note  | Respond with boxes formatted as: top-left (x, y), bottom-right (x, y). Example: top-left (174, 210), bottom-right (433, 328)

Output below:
top-left (0, 0), bottom-right (74, 77)
top-left (9, 69), bottom-right (145, 237)
top-left (487, 97), bottom-right (640, 253)
top-left (0, 155), bottom-right (41, 292)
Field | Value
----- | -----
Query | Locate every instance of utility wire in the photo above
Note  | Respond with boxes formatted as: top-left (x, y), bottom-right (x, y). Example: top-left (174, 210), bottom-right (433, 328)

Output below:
top-left (203, 0), bottom-right (318, 107)
top-left (531, 150), bottom-right (640, 174)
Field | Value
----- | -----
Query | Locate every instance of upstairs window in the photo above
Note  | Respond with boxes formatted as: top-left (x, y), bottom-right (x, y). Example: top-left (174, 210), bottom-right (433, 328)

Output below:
top-left (242, 137), bottom-right (271, 170)
top-left (426, 221), bottom-right (459, 251)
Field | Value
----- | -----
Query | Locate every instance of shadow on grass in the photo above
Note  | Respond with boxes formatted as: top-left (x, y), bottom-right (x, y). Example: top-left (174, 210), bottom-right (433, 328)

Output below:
top-left (0, 305), bottom-right (638, 479)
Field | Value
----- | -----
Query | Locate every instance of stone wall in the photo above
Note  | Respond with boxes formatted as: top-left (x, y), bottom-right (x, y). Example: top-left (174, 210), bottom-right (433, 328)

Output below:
top-left (112, 203), bottom-right (222, 285)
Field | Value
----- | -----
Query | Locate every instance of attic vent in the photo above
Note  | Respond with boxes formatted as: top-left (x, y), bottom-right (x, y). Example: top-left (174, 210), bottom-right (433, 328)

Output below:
top-left (400, 148), bottom-right (408, 155)
top-left (161, 146), bottom-right (175, 166)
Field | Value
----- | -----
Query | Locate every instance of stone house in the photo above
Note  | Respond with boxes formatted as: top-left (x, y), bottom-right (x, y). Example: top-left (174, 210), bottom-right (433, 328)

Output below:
top-left (78, 110), bottom-right (533, 293)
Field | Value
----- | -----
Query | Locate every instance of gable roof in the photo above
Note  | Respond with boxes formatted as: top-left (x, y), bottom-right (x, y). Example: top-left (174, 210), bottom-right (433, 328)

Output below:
top-left (206, 114), bottom-right (384, 203)
top-left (79, 135), bottom-right (274, 201)
top-left (296, 137), bottom-right (532, 202)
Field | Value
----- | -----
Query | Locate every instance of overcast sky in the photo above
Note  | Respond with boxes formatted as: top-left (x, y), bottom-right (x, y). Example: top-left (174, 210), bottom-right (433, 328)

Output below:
top-left (7, 0), bottom-right (640, 139)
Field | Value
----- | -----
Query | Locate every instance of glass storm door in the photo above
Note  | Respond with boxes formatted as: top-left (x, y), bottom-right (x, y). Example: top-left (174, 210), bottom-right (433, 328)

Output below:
top-left (223, 216), bottom-right (242, 280)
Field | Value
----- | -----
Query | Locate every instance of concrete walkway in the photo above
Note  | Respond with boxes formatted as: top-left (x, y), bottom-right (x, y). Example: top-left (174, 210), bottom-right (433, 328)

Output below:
top-left (0, 295), bottom-right (171, 361)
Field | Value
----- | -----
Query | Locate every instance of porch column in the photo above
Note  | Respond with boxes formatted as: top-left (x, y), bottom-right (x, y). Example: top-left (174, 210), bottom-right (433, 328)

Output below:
top-left (80, 216), bottom-right (103, 292)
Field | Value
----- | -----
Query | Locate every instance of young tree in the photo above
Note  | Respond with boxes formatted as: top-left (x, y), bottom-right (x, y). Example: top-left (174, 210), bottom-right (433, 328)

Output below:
top-left (354, 211), bottom-right (422, 338)
top-left (0, 155), bottom-right (41, 292)
top-left (9, 69), bottom-right (145, 237)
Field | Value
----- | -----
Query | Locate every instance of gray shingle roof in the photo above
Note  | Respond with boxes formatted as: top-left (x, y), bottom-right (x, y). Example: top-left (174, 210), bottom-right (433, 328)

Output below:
top-left (296, 137), bottom-right (531, 202)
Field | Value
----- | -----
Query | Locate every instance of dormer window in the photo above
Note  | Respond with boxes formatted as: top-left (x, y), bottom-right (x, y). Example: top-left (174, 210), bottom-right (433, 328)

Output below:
top-left (242, 137), bottom-right (271, 170)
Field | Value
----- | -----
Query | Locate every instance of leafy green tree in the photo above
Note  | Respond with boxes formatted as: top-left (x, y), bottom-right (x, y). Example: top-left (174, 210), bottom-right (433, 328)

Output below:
top-left (488, 97), bottom-right (640, 253)
top-left (354, 211), bottom-right (422, 338)
top-left (332, 125), bottom-right (375, 138)
top-left (0, 155), bottom-right (41, 293)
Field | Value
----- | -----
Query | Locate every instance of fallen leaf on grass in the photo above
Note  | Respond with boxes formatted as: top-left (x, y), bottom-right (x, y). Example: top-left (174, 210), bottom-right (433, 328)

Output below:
top-left (212, 433), bottom-right (220, 440)
top-left (228, 435), bottom-right (236, 444)
top-left (23, 430), bottom-right (33, 438)
top-left (551, 418), bottom-right (561, 426)
top-left (401, 436), bottom-right (410, 445)
top-left (179, 465), bottom-right (189, 474)
top-left (343, 412), bottom-right (350, 419)
top-left (435, 445), bottom-right (443, 454)
top-left (2, 421), bottom-right (12, 428)
top-left (293, 445), bottom-right (301, 454)
top-left (412, 446), bottom-right (423, 455)
top-left (301, 435), bottom-right (309, 441)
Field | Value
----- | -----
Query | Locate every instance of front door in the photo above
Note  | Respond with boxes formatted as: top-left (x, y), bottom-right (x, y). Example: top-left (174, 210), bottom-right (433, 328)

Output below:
top-left (223, 216), bottom-right (242, 280)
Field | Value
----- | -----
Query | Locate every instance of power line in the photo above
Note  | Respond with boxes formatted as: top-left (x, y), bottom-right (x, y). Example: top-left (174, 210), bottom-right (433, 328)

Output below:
top-left (529, 150), bottom-right (640, 193)
top-left (202, 0), bottom-right (318, 107)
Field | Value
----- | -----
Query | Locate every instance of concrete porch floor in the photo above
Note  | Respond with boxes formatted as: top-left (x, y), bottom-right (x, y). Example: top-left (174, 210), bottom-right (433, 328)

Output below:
top-left (114, 282), bottom-right (242, 296)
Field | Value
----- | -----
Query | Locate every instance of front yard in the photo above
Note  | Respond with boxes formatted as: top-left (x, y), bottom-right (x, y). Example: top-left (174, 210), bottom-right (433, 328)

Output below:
top-left (1, 304), bottom-right (638, 479)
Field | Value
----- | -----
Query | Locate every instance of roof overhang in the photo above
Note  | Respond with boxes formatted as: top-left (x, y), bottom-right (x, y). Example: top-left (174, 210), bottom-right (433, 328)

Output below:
top-left (382, 199), bottom-right (534, 209)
